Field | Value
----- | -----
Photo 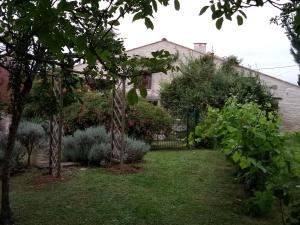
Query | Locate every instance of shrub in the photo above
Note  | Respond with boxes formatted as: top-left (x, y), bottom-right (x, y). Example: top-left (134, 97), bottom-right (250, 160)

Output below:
top-left (0, 133), bottom-right (25, 171)
top-left (160, 56), bottom-right (277, 119)
top-left (246, 191), bottom-right (275, 217)
top-left (193, 97), bottom-right (294, 216)
top-left (63, 92), bottom-right (111, 135)
top-left (63, 91), bottom-right (172, 141)
top-left (127, 100), bottom-right (172, 142)
top-left (63, 126), bottom-right (109, 164)
top-left (16, 120), bottom-right (47, 167)
top-left (63, 126), bottom-right (149, 165)
top-left (88, 143), bottom-right (110, 164)
top-left (124, 137), bottom-right (150, 163)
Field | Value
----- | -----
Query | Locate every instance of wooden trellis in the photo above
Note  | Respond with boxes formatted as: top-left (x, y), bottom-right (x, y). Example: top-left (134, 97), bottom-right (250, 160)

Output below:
top-left (49, 73), bottom-right (63, 177)
top-left (111, 78), bottom-right (126, 168)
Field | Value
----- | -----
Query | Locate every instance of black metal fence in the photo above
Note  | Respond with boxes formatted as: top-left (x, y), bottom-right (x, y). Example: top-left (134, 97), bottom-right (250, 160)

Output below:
top-left (150, 108), bottom-right (200, 150)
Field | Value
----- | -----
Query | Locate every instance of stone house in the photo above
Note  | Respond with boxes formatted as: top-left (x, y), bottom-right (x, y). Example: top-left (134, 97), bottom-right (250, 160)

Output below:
top-left (1, 38), bottom-right (299, 131)
top-left (126, 38), bottom-right (300, 131)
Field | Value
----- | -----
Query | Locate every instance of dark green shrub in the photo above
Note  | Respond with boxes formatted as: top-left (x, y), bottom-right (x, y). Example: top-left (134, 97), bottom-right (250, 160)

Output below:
top-left (127, 100), bottom-right (172, 142)
top-left (63, 92), bottom-right (111, 135)
top-left (246, 191), bottom-right (275, 217)
top-left (63, 91), bottom-right (172, 141)
top-left (0, 133), bottom-right (25, 171)
top-left (160, 56), bottom-right (277, 119)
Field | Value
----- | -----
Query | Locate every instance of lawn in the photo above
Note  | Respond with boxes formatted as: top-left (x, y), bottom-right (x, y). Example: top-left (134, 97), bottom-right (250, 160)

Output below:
top-left (6, 150), bottom-right (282, 225)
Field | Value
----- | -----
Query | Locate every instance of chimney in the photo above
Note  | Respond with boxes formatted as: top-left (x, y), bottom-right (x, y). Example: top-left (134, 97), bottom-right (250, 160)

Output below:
top-left (193, 43), bottom-right (207, 53)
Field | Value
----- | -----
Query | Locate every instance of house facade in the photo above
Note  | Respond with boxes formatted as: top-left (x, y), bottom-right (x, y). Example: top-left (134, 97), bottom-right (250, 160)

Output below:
top-left (126, 38), bottom-right (300, 131)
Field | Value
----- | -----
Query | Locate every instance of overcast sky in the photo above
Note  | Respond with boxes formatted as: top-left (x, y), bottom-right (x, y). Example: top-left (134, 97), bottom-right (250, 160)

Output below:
top-left (118, 1), bottom-right (299, 85)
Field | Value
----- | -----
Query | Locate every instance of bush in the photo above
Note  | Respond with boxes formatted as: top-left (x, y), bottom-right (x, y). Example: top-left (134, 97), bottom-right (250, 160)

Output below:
top-left (193, 97), bottom-right (294, 216)
top-left (16, 120), bottom-right (47, 167)
top-left (63, 126), bottom-right (109, 164)
top-left (246, 191), bottom-right (275, 217)
top-left (88, 143), bottom-right (110, 164)
top-left (124, 137), bottom-right (150, 163)
top-left (127, 100), bottom-right (172, 142)
top-left (63, 126), bottom-right (149, 165)
top-left (63, 92), bottom-right (111, 135)
top-left (0, 133), bottom-right (26, 171)
top-left (160, 56), bottom-right (277, 119)
top-left (63, 91), bottom-right (172, 141)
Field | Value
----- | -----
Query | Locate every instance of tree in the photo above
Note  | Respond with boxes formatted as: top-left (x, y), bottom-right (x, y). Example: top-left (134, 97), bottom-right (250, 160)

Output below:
top-left (160, 56), bottom-right (277, 119)
top-left (274, 1), bottom-right (300, 85)
top-left (199, 0), bottom-right (287, 29)
top-left (16, 121), bottom-right (46, 167)
top-left (0, 1), bottom-right (180, 224)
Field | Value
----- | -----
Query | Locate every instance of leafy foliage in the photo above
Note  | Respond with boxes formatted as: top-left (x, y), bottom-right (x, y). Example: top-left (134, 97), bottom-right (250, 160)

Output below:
top-left (63, 92), bottom-right (172, 141)
top-left (63, 126), bottom-right (149, 165)
top-left (127, 99), bottom-right (172, 142)
top-left (192, 98), bottom-right (295, 216)
top-left (275, 1), bottom-right (300, 86)
top-left (246, 191), bottom-right (275, 217)
top-left (160, 56), bottom-right (277, 119)
top-left (199, 0), bottom-right (285, 29)
top-left (63, 92), bottom-right (111, 134)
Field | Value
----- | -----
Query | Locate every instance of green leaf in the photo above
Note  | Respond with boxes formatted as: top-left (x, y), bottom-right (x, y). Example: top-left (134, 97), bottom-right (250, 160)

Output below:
top-left (216, 17), bottom-right (224, 30)
top-left (256, 0), bottom-right (264, 6)
top-left (238, 10), bottom-right (247, 19)
top-left (210, 4), bottom-right (216, 12)
top-left (237, 15), bottom-right (243, 26)
top-left (86, 50), bottom-right (97, 66)
top-left (76, 36), bottom-right (87, 53)
top-left (152, 0), bottom-right (158, 12)
top-left (199, 6), bottom-right (209, 15)
top-left (232, 151), bottom-right (241, 163)
top-left (212, 10), bottom-right (223, 20)
top-left (127, 88), bottom-right (139, 105)
top-left (139, 87), bottom-right (147, 98)
top-left (108, 20), bottom-right (120, 26)
top-left (145, 17), bottom-right (154, 30)
top-left (174, 0), bottom-right (180, 10)
top-left (239, 156), bottom-right (251, 169)
top-left (133, 12), bottom-right (144, 22)
top-left (225, 13), bottom-right (232, 21)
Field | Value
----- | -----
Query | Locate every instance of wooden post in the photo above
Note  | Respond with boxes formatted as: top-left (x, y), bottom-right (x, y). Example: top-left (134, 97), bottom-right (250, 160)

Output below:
top-left (49, 73), bottom-right (63, 178)
top-left (120, 78), bottom-right (126, 169)
top-left (57, 73), bottom-right (63, 178)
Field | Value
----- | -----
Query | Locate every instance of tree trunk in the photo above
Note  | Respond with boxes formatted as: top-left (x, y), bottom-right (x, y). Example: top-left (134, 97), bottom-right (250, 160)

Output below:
top-left (0, 110), bottom-right (22, 225)
top-left (1, 71), bottom-right (33, 225)
top-left (27, 151), bottom-right (31, 168)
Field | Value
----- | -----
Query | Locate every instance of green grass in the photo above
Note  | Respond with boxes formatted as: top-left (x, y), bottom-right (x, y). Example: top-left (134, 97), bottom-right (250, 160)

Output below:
top-left (6, 150), bottom-right (282, 225)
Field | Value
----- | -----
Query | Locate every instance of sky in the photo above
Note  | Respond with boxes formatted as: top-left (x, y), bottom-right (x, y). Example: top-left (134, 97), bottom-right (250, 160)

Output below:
top-left (118, 0), bottom-right (299, 85)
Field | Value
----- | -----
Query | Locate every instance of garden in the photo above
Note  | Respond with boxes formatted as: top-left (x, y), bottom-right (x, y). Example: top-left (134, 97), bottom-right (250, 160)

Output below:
top-left (1, 54), bottom-right (300, 225)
